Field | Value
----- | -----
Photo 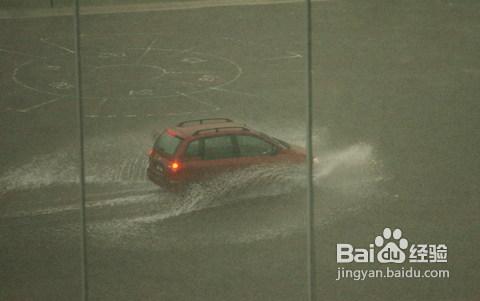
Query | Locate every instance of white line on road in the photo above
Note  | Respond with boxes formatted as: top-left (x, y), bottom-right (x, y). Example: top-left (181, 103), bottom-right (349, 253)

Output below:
top-left (264, 51), bottom-right (303, 61)
top-left (40, 38), bottom-right (75, 54)
top-left (16, 97), bottom-right (62, 113)
top-left (209, 86), bottom-right (260, 98)
top-left (136, 38), bottom-right (158, 64)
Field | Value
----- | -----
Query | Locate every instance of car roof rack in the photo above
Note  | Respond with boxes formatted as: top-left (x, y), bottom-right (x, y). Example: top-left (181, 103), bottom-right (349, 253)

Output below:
top-left (177, 118), bottom-right (233, 127)
top-left (193, 126), bottom-right (249, 136)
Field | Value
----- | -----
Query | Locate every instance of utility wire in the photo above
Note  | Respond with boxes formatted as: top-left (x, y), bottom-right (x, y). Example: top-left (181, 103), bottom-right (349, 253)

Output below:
top-left (305, 0), bottom-right (316, 300)
top-left (73, 0), bottom-right (89, 300)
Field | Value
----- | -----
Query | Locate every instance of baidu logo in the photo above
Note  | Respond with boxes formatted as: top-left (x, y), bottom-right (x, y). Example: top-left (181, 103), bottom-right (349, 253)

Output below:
top-left (374, 228), bottom-right (409, 263)
top-left (337, 227), bottom-right (447, 264)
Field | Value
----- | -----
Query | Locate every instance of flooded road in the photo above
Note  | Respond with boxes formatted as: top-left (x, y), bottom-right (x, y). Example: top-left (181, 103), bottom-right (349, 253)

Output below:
top-left (1, 1), bottom-right (479, 300)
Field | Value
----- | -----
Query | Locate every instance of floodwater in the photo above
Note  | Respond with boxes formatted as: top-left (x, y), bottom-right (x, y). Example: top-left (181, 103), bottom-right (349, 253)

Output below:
top-left (1, 1), bottom-right (479, 300)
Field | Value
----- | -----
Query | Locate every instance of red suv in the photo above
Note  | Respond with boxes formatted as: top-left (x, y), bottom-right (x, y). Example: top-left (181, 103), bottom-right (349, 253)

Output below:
top-left (147, 118), bottom-right (305, 190)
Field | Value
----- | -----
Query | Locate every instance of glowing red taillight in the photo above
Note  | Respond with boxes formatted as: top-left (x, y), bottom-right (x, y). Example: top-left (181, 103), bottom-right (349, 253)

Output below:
top-left (168, 161), bottom-right (181, 172)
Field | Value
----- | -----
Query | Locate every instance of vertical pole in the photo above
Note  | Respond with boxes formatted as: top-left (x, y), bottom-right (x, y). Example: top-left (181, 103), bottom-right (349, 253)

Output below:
top-left (50, 0), bottom-right (54, 8)
top-left (305, 0), bottom-right (316, 301)
top-left (73, 0), bottom-right (88, 300)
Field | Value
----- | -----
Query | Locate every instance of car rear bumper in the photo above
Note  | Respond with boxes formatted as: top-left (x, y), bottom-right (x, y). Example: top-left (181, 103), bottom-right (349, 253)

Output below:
top-left (147, 166), bottom-right (184, 190)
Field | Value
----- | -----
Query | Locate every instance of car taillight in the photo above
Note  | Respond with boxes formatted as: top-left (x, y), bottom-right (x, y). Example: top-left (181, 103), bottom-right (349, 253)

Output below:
top-left (168, 161), bottom-right (181, 172)
top-left (167, 129), bottom-right (177, 137)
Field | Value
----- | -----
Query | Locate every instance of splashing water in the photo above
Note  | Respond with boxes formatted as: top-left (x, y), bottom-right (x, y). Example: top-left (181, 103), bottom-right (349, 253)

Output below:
top-left (0, 124), bottom-right (384, 228)
top-left (0, 131), bottom-right (151, 193)
top-left (134, 141), bottom-right (383, 224)
top-left (0, 124), bottom-right (388, 250)
top-left (314, 143), bottom-right (383, 194)
top-left (89, 142), bottom-right (384, 249)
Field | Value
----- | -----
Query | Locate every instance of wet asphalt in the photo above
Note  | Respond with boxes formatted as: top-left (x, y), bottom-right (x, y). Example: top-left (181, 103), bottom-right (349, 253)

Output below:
top-left (0, 1), bottom-right (479, 300)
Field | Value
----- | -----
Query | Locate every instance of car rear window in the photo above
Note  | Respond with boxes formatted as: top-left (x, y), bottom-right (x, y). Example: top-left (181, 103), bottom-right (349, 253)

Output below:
top-left (154, 132), bottom-right (181, 156)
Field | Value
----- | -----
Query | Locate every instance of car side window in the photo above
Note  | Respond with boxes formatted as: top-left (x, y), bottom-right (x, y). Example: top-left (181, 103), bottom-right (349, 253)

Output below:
top-left (203, 136), bottom-right (236, 160)
top-left (184, 139), bottom-right (200, 158)
top-left (236, 135), bottom-right (275, 157)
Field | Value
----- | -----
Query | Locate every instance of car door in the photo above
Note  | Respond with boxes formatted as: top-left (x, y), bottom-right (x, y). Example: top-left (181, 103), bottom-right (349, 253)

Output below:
top-left (180, 138), bottom-right (203, 181)
top-left (234, 134), bottom-right (282, 167)
top-left (181, 135), bottom-right (240, 181)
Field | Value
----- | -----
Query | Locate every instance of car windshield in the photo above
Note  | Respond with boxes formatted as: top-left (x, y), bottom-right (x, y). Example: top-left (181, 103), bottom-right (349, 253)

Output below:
top-left (256, 131), bottom-right (290, 149)
top-left (273, 137), bottom-right (290, 149)
top-left (154, 132), bottom-right (181, 156)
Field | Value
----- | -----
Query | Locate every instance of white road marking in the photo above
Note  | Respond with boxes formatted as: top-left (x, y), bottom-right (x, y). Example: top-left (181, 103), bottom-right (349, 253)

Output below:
top-left (40, 38), bottom-right (75, 54)
top-left (209, 86), bottom-right (260, 98)
top-left (164, 70), bottom-right (209, 75)
top-left (16, 97), bottom-right (62, 113)
top-left (98, 51), bottom-right (127, 59)
top-left (198, 74), bottom-right (218, 82)
top-left (45, 65), bottom-right (61, 71)
top-left (48, 81), bottom-right (74, 90)
top-left (201, 51), bottom-right (243, 90)
top-left (0, 48), bottom-right (46, 59)
top-left (127, 47), bottom-right (179, 51)
top-left (167, 111), bottom-right (197, 116)
top-left (264, 51), bottom-right (302, 61)
top-left (12, 48), bottom-right (242, 100)
top-left (129, 89), bottom-right (154, 96)
top-left (182, 57), bottom-right (207, 64)
top-left (9, 46), bottom-right (240, 118)
top-left (12, 60), bottom-right (62, 97)
top-left (136, 38), bottom-right (158, 64)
